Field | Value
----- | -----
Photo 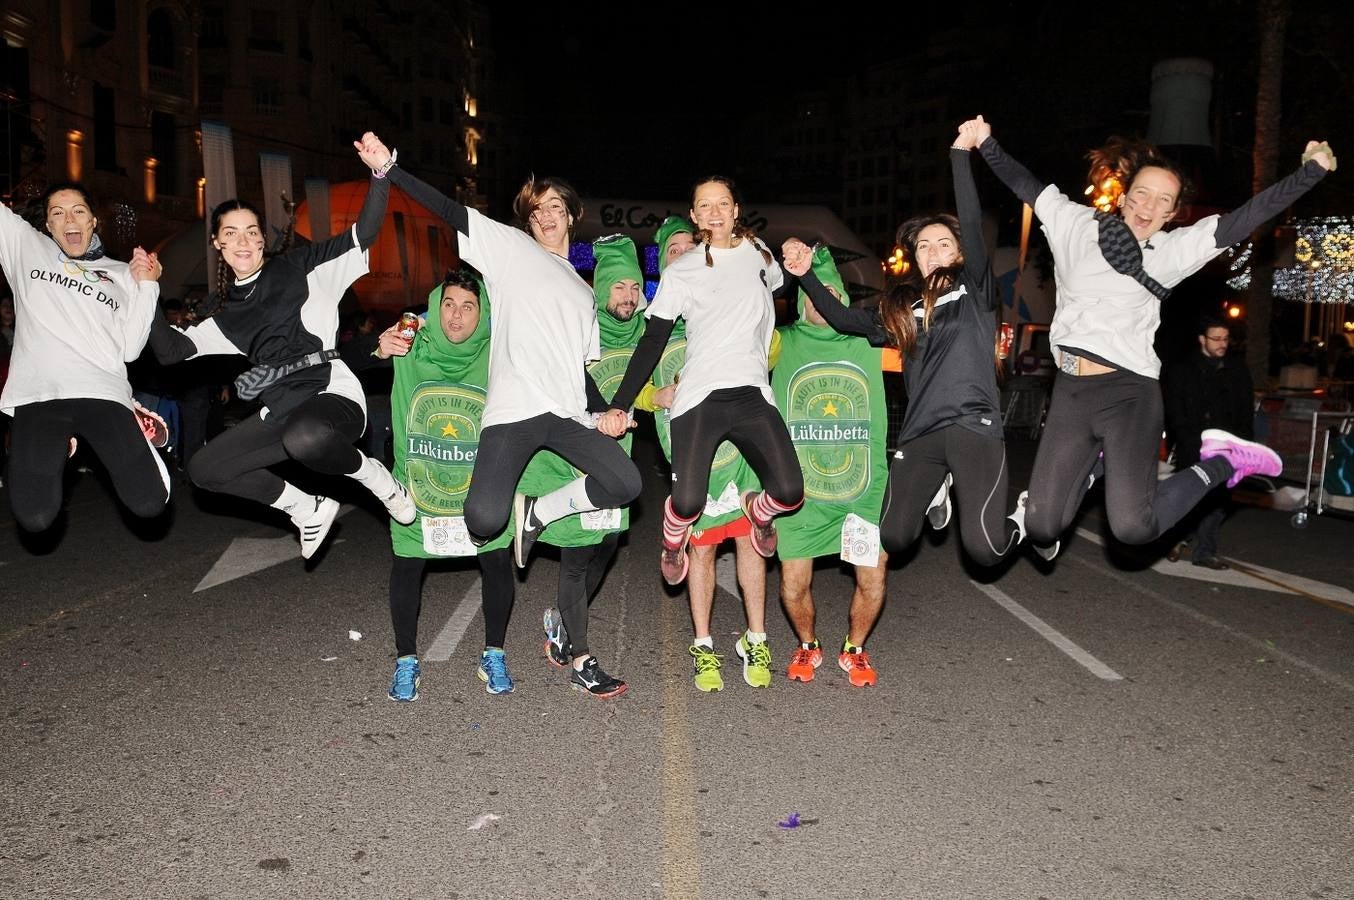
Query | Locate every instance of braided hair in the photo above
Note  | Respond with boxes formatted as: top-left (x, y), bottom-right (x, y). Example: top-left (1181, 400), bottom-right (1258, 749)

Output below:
top-left (691, 176), bottom-right (773, 268)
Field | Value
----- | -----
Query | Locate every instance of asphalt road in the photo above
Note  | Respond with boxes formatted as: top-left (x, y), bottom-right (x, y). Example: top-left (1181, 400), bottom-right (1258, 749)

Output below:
top-left (1, 434), bottom-right (1351, 899)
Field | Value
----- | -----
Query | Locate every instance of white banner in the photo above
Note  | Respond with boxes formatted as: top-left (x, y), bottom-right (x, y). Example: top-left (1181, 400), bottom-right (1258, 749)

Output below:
top-left (258, 152), bottom-right (293, 251)
top-left (200, 121), bottom-right (237, 283)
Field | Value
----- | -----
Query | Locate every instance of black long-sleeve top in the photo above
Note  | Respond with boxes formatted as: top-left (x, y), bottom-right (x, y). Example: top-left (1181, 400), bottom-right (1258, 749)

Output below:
top-left (798, 148), bottom-right (1003, 445)
top-left (149, 174), bottom-right (390, 416)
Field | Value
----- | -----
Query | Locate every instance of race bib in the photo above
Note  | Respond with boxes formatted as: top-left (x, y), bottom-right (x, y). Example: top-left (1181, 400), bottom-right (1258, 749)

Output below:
top-left (581, 507), bottom-right (622, 531)
top-left (421, 516), bottom-right (476, 557)
top-left (840, 513), bottom-right (881, 567)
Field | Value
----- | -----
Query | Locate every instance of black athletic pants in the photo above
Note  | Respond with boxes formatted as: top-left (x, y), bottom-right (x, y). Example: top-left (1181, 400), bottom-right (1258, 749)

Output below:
top-left (668, 386), bottom-right (803, 520)
top-left (1025, 370), bottom-right (1229, 546)
top-left (556, 530), bottom-right (621, 658)
top-left (8, 398), bottom-right (169, 532)
top-left (880, 425), bottom-right (1018, 566)
top-left (188, 393), bottom-right (366, 506)
top-left (463, 412), bottom-right (641, 541)
top-left (388, 548), bottom-right (515, 658)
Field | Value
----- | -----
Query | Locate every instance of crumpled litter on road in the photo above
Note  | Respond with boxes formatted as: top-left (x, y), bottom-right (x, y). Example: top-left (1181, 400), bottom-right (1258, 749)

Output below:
top-left (348, 630), bottom-right (362, 641)
top-left (778, 813), bottom-right (801, 829)
top-left (468, 813), bottom-right (501, 831)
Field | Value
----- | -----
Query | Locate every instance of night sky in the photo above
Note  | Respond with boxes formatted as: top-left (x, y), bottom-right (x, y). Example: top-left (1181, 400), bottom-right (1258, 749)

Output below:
top-left (490, 1), bottom-right (1354, 211)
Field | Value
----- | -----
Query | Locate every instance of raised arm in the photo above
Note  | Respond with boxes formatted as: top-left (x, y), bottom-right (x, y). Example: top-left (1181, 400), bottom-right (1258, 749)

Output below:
top-left (951, 121), bottom-right (991, 296)
top-left (781, 238), bottom-right (888, 345)
top-left (357, 132), bottom-right (470, 236)
top-left (973, 118), bottom-right (1046, 208)
top-left (1212, 141), bottom-right (1333, 248)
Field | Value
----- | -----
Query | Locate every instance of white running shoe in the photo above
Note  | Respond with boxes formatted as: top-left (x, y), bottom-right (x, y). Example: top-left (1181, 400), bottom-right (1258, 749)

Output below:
top-left (361, 458), bottom-right (416, 524)
top-left (1010, 490), bottom-right (1060, 560)
top-left (926, 473), bottom-right (953, 530)
top-left (295, 496), bottom-right (341, 559)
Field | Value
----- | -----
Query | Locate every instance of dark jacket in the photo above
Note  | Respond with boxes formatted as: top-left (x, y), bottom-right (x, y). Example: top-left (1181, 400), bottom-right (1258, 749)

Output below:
top-left (1163, 351), bottom-right (1254, 466)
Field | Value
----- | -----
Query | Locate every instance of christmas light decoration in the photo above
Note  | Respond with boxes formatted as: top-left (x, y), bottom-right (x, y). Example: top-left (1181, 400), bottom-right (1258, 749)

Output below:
top-left (1273, 217), bottom-right (1354, 303)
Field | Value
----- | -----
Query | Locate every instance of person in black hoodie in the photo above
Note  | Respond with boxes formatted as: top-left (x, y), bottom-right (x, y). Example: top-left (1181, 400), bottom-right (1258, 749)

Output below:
top-left (1163, 317), bottom-right (1255, 568)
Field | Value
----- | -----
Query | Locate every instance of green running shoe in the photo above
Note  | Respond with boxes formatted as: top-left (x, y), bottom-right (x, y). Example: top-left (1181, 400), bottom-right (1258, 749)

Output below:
top-left (735, 634), bottom-right (772, 688)
top-left (689, 644), bottom-right (724, 693)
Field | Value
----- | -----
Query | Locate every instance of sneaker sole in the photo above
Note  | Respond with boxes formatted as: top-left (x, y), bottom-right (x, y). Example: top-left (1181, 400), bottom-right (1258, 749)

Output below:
top-left (543, 639), bottom-right (569, 669)
top-left (387, 678), bottom-right (420, 703)
top-left (512, 493), bottom-right (529, 568)
top-left (837, 658), bottom-right (877, 687)
top-left (571, 681), bottom-right (628, 699)
top-left (787, 670), bottom-right (815, 683)
top-left (693, 678), bottom-right (724, 693)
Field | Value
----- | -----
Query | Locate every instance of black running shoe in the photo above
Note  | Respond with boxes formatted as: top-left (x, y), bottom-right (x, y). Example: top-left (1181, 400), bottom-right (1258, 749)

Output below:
top-left (512, 493), bottom-right (542, 568)
top-left (570, 656), bottom-right (627, 699)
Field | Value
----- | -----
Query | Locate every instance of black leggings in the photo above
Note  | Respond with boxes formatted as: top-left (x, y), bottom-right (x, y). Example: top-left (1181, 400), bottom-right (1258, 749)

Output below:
top-left (668, 386), bottom-right (803, 519)
top-left (388, 548), bottom-right (515, 657)
top-left (556, 530), bottom-right (621, 657)
top-left (463, 412), bottom-right (641, 541)
top-left (1026, 370), bottom-right (1228, 546)
top-left (188, 393), bottom-right (365, 505)
top-left (8, 398), bottom-right (170, 532)
top-left (880, 425), bottom-right (1018, 566)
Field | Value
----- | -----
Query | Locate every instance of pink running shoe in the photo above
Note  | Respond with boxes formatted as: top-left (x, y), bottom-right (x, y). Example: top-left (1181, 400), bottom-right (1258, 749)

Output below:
top-left (1199, 429), bottom-right (1282, 488)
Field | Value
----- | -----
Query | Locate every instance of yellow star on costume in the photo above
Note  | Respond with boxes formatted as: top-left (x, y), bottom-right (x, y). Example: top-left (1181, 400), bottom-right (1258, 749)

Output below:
top-left (440, 422), bottom-right (460, 438)
top-left (821, 400), bottom-right (839, 417)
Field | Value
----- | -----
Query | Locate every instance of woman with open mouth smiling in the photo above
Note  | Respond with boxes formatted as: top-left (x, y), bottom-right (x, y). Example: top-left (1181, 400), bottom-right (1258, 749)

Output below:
top-left (972, 116), bottom-right (1335, 560)
top-left (0, 181), bottom-right (170, 536)
top-left (148, 134), bottom-right (416, 561)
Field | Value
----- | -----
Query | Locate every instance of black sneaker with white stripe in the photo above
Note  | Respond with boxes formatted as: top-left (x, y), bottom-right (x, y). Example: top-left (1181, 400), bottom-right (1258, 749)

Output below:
top-left (570, 656), bottom-right (627, 699)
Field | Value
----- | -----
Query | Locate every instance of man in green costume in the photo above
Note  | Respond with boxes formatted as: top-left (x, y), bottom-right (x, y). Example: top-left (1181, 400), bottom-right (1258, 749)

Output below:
top-left (381, 269), bottom-right (520, 700)
top-left (772, 246), bottom-right (889, 688)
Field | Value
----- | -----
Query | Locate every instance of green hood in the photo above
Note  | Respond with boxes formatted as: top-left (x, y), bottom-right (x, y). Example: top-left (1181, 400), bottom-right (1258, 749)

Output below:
top-left (655, 216), bottom-right (694, 273)
top-left (412, 277), bottom-right (491, 382)
top-left (592, 233), bottom-right (646, 349)
top-left (794, 244), bottom-right (851, 342)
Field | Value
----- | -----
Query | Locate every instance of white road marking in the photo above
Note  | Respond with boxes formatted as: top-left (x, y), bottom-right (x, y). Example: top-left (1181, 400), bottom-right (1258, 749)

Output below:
top-left (1064, 553), bottom-right (1354, 694)
top-left (194, 505), bottom-right (358, 592)
top-left (715, 552), bottom-right (741, 598)
top-left (424, 577), bottom-right (482, 662)
top-left (1073, 526), bottom-right (1353, 609)
top-left (970, 580), bottom-right (1124, 681)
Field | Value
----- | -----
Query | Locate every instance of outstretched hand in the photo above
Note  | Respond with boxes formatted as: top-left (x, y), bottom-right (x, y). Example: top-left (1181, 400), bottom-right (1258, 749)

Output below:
top-left (355, 131), bottom-right (392, 171)
top-left (1302, 140), bottom-right (1337, 172)
top-left (781, 238), bottom-right (813, 277)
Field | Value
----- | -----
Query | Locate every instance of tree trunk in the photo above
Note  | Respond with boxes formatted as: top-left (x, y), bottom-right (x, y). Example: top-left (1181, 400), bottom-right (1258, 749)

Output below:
top-left (1245, 0), bottom-right (1291, 388)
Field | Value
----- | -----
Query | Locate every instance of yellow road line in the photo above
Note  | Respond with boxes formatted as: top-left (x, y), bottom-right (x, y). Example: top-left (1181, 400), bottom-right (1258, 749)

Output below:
top-left (661, 595), bottom-right (701, 900)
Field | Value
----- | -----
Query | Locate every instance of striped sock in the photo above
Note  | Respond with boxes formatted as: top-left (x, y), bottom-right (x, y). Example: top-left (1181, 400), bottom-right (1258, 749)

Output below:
top-left (749, 490), bottom-right (802, 525)
top-left (662, 496), bottom-right (698, 549)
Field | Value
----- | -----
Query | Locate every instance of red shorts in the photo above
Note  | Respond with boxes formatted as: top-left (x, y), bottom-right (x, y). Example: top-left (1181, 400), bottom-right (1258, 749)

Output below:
top-left (690, 515), bottom-right (751, 547)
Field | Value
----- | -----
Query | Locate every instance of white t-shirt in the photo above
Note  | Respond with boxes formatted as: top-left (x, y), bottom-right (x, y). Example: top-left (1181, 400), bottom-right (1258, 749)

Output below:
top-left (457, 208), bottom-right (599, 428)
top-left (1035, 185), bottom-right (1222, 379)
top-left (0, 203), bottom-right (159, 415)
top-left (646, 238), bottom-right (783, 418)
